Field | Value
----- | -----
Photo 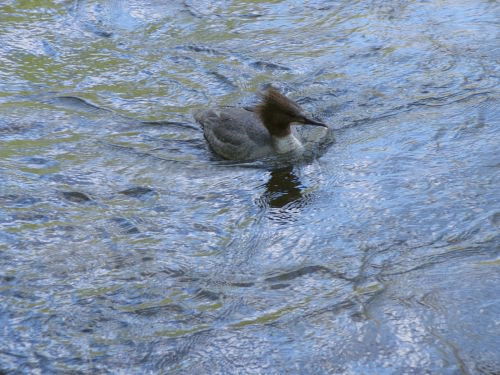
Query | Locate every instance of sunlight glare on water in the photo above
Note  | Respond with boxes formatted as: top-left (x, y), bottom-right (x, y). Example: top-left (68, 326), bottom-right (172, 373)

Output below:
top-left (0, 0), bottom-right (499, 373)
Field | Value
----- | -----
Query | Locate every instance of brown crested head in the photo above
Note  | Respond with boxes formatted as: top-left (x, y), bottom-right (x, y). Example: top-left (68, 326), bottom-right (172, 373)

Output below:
top-left (255, 86), bottom-right (327, 137)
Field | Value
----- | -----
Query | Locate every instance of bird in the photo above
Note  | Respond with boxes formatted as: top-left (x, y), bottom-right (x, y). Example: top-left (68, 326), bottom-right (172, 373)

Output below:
top-left (194, 86), bottom-right (328, 161)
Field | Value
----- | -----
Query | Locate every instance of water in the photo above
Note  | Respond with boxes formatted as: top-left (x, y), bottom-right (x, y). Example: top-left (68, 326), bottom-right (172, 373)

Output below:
top-left (1, 0), bottom-right (499, 373)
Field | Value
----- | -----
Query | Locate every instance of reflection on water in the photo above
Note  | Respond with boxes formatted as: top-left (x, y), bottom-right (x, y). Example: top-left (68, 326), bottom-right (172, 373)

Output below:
top-left (1, 0), bottom-right (500, 373)
top-left (260, 168), bottom-right (303, 208)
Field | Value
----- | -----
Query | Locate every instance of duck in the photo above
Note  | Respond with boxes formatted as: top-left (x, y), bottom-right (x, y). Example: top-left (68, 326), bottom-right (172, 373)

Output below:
top-left (195, 86), bottom-right (328, 161)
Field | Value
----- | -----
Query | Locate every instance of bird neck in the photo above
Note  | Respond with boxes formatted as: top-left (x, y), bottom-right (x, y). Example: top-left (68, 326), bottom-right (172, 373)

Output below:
top-left (272, 133), bottom-right (303, 154)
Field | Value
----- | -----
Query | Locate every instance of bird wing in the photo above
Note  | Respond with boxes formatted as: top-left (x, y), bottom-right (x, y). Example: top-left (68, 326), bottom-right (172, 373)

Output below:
top-left (196, 108), bottom-right (273, 160)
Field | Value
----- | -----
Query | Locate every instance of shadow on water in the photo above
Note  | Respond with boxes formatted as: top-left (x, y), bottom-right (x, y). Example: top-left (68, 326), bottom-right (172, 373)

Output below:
top-left (260, 167), bottom-right (304, 209)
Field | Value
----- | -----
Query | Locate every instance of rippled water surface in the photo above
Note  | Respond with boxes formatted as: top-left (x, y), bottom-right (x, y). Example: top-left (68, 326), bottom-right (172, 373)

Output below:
top-left (1, 0), bottom-right (500, 373)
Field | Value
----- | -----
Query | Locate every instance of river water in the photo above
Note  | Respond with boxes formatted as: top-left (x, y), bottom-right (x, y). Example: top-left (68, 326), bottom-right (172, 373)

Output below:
top-left (1, 0), bottom-right (499, 374)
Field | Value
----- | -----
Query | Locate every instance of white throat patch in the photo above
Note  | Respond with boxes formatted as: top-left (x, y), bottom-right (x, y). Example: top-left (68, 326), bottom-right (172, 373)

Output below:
top-left (273, 133), bottom-right (303, 154)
